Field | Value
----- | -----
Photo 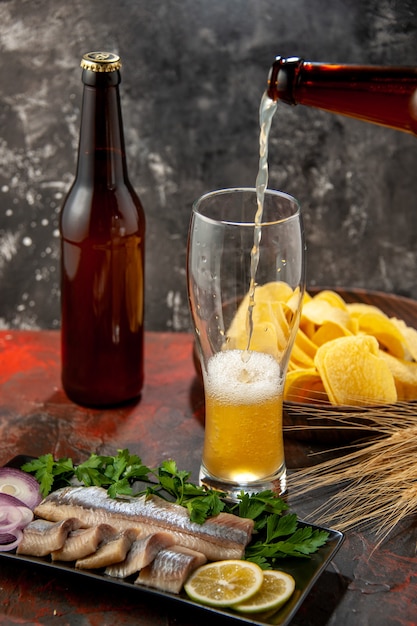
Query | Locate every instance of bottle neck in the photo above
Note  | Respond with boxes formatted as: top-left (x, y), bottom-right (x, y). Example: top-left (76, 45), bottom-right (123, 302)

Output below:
top-left (76, 71), bottom-right (129, 184)
top-left (267, 56), bottom-right (417, 135)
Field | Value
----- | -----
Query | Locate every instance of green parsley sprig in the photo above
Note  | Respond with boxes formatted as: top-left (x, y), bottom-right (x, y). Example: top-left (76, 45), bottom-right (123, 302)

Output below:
top-left (226, 490), bottom-right (329, 569)
top-left (21, 451), bottom-right (224, 523)
top-left (244, 512), bottom-right (329, 569)
top-left (21, 450), bottom-right (152, 499)
top-left (21, 449), bottom-right (329, 569)
top-left (145, 460), bottom-right (226, 523)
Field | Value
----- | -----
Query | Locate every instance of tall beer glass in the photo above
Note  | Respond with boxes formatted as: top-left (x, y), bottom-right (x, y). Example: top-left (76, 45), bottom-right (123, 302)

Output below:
top-left (187, 188), bottom-right (305, 499)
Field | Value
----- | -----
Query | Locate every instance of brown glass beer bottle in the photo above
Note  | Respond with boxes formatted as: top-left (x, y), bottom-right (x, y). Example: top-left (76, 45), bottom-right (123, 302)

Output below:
top-left (267, 56), bottom-right (417, 135)
top-left (60, 52), bottom-right (145, 407)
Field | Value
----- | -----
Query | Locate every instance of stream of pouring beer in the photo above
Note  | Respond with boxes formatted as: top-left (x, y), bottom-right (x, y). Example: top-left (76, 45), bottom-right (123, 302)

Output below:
top-left (245, 93), bottom-right (278, 355)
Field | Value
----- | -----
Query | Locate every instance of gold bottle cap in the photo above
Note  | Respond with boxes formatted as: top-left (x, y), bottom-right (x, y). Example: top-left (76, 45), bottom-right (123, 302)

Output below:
top-left (81, 52), bottom-right (121, 73)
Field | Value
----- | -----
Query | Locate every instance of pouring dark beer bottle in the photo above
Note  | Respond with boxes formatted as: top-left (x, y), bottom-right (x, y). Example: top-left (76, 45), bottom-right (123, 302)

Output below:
top-left (267, 56), bottom-right (417, 135)
top-left (60, 52), bottom-right (145, 407)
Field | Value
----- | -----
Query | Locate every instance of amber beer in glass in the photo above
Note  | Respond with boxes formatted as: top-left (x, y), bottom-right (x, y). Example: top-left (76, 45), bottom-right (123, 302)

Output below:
top-left (60, 52), bottom-right (145, 407)
top-left (267, 56), bottom-right (417, 135)
top-left (203, 349), bottom-right (284, 484)
top-left (187, 188), bottom-right (305, 499)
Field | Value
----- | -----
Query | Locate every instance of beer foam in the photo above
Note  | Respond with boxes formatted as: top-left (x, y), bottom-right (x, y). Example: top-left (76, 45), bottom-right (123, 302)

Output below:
top-left (205, 349), bottom-right (282, 405)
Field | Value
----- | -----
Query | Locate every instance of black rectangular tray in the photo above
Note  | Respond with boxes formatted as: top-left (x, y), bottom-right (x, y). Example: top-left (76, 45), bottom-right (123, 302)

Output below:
top-left (1, 456), bottom-right (344, 625)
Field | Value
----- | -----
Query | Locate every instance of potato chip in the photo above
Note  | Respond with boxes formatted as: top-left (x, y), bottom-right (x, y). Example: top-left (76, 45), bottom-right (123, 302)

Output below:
top-left (281, 288), bottom-right (303, 326)
top-left (270, 301), bottom-right (290, 342)
top-left (311, 320), bottom-right (353, 347)
top-left (300, 299), bottom-right (352, 341)
top-left (313, 290), bottom-right (348, 310)
top-left (346, 302), bottom-right (387, 318)
top-left (379, 351), bottom-right (417, 401)
top-left (226, 282), bottom-right (294, 358)
top-left (289, 342), bottom-right (316, 369)
top-left (255, 281), bottom-right (295, 303)
top-left (314, 335), bottom-right (397, 406)
top-left (284, 369), bottom-right (327, 404)
top-left (356, 312), bottom-right (406, 358)
top-left (390, 318), bottom-right (417, 361)
top-left (247, 321), bottom-right (281, 358)
top-left (294, 328), bottom-right (317, 359)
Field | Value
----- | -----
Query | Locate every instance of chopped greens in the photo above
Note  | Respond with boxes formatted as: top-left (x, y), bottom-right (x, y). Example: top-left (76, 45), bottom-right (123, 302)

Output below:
top-left (21, 449), bottom-right (329, 569)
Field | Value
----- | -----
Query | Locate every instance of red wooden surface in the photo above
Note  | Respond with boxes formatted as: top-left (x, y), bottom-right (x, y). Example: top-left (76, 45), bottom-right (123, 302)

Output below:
top-left (0, 329), bottom-right (416, 625)
top-left (0, 330), bottom-right (205, 473)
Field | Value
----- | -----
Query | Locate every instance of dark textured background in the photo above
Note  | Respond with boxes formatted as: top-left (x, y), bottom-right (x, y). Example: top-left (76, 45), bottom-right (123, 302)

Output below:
top-left (1, 0), bottom-right (417, 331)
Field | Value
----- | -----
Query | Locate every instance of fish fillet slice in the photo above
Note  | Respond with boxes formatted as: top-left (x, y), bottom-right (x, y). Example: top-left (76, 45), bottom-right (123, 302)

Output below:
top-left (105, 531), bottom-right (175, 579)
top-left (17, 518), bottom-right (82, 557)
top-left (136, 545), bottom-right (207, 594)
top-left (75, 529), bottom-right (139, 570)
top-left (34, 487), bottom-right (254, 561)
top-left (51, 523), bottom-right (117, 562)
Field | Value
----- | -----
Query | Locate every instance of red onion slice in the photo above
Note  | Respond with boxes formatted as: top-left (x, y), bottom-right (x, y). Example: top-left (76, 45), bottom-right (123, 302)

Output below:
top-left (0, 529), bottom-right (23, 552)
top-left (0, 493), bottom-right (34, 551)
top-left (0, 468), bottom-right (42, 509)
top-left (0, 492), bottom-right (31, 508)
top-left (0, 504), bottom-right (33, 530)
top-left (15, 506), bottom-right (34, 528)
top-left (0, 468), bottom-right (42, 551)
top-left (0, 506), bottom-right (32, 531)
top-left (0, 506), bottom-right (23, 533)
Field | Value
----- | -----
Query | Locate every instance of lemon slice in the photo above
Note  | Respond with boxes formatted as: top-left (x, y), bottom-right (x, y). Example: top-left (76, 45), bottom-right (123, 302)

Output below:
top-left (184, 560), bottom-right (264, 607)
top-left (233, 569), bottom-right (296, 614)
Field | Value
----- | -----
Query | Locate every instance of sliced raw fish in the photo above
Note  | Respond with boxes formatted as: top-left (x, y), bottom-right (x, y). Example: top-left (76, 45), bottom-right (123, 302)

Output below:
top-left (136, 545), bottom-right (207, 594)
top-left (35, 487), bottom-right (254, 561)
top-left (16, 518), bottom-right (82, 557)
top-left (51, 523), bottom-right (116, 561)
top-left (105, 531), bottom-right (175, 578)
top-left (76, 528), bottom-right (139, 570)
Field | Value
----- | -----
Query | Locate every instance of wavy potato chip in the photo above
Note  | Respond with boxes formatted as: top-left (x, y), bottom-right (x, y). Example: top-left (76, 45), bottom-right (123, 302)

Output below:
top-left (284, 369), bottom-right (327, 404)
top-left (300, 298), bottom-right (353, 338)
top-left (311, 320), bottom-right (353, 347)
top-left (294, 328), bottom-right (317, 359)
top-left (390, 318), bottom-right (417, 361)
top-left (289, 342), bottom-right (316, 369)
top-left (247, 321), bottom-right (281, 358)
top-left (225, 281), bottom-right (300, 359)
top-left (314, 335), bottom-right (397, 406)
top-left (255, 281), bottom-right (295, 303)
top-left (227, 301), bottom-right (288, 356)
top-left (379, 351), bottom-right (417, 401)
top-left (346, 302), bottom-right (387, 318)
top-left (355, 312), bottom-right (406, 359)
top-left (313, 289), bottom-right (348, 310)
top-left (284, 288), bottom-right (303, 325)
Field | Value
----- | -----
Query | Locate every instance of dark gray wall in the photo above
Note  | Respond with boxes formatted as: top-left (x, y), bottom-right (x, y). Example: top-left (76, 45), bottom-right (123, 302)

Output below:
top-left (1, 0), bottom-right (417, 331)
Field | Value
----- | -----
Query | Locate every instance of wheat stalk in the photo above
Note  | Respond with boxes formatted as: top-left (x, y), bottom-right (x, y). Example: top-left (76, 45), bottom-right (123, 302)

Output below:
top-left (287, 406), bottom-right (417, 541)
